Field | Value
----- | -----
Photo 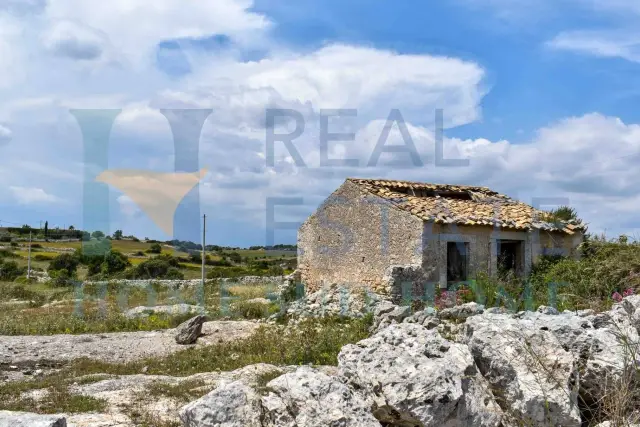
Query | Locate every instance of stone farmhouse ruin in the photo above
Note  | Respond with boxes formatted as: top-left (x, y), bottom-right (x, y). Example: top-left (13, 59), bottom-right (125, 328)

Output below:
top-left (298, 178), bottom-right (585, 299)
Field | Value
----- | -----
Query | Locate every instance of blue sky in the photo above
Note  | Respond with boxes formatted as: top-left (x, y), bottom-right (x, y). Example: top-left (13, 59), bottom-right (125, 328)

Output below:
top-left (2, 0), bottom-right (640, 246)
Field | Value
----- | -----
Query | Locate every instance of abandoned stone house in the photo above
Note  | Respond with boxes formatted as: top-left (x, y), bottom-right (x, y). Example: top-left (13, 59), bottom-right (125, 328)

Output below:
top-left (298, 178), bottom-right (585, 299)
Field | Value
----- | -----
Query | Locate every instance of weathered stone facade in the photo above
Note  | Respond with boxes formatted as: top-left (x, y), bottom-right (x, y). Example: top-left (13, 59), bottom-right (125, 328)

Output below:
top-left (298, 180), bottom-right (424, 295)
top-left (298, 179), bottom-right (583, 300)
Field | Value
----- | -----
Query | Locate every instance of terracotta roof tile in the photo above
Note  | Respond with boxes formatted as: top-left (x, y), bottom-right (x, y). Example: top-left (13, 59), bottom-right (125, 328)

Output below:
top-left (348, 178), bottom-right (583, 234)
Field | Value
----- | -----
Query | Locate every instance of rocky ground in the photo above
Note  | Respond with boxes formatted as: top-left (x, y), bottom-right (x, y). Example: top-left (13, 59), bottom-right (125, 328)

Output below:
top-left (0, 320), bottom-right (258, 382)
top-left (2, 282), bottom-right (640, 427)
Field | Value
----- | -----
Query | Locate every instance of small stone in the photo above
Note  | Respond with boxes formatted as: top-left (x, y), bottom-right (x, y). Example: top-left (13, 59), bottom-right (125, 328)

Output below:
top-left (537, 305), bottom-right (560, 315)
top-left (175, 315), bottom-right (207, 345)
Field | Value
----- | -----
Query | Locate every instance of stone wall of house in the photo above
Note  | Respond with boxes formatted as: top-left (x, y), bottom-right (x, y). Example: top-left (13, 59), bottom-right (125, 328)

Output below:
top-left (298, 180), bottom-right (424, 295)
top-left (535, 230), bottom-right (583, 261)
top-left (298, 182), bottom-right (583, 298)
top-left (421, 224), bottom-right (495, 288)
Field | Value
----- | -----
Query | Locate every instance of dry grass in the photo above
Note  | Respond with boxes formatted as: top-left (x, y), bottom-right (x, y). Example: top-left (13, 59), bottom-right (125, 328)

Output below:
top-left (0, 316), bottom-right (372, 415)
top-left (0, 279), bottom-right (281, 335)
top-left (145, 379), bottom-right (210, 403)
top-left (226, 283), bottom-right (276, 300)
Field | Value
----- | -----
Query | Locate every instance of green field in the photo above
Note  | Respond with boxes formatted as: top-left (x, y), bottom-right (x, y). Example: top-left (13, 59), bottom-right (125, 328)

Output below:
top-left (3, 238), bottom-right (296, 282)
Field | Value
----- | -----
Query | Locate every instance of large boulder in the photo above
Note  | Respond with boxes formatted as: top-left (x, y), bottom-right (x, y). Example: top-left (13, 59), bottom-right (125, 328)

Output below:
top-left (512, 307), bottom-right (639, 411)
top-left (403, 307), bottom-right (439, 329)
top-left (0, 411), bottom-right (66, 427)
top-left (261, 367), bottom-right (380, 427)
top-left (372, 304), bottom-right (411, 332)
top-left (179, 380), bottom-right (263, 427)
top-left (618, 295), bottom-right (640, 332)
top-left (338, 323), bottom-right (503, 427)
top-left (175, 315), bottom-right (207, 345)
top-left (463, 314), bottom-right (582, 427)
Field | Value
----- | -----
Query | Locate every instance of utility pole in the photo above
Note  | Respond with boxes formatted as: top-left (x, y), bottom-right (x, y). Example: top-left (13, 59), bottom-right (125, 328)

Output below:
top-left (201, 214), bottom-right (206, 289)
top-left (27, 231), bottom-right (32, 279)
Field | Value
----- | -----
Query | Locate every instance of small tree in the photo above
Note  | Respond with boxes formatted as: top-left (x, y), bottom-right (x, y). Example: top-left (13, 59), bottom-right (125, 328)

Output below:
top-left (91, 230), bottom-right (105, 239)
top-left (113, 230), bottom-right (123, 240)
top-left (101, 250), bottom-right (130, 276)
top-left (44, 221), bottom-right (48, 238)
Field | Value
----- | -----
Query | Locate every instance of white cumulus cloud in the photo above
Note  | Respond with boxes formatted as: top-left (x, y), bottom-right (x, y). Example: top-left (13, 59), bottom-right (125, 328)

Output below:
top-left (9, 186), bottom-right (61, 204)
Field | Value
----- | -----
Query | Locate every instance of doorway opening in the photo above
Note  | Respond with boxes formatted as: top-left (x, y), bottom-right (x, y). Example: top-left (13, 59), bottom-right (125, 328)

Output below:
top-left (447, 241), bottom-right (468, 283)
top-left (497, 240), bottom-right (524, 277)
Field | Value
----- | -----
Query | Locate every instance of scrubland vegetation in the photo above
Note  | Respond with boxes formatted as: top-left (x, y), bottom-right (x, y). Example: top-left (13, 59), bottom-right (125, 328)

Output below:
top-left (443, 235), bottom-right (639, 313)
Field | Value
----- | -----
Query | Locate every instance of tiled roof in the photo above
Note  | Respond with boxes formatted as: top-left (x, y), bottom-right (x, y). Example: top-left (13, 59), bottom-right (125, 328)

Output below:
top-left (348, 178), bottom-right (583, 234)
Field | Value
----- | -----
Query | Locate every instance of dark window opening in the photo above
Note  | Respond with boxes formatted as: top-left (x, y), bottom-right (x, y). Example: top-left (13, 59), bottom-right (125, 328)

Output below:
top-left (447, 242), bottom-right (468, 283)
top-left (497, 240), bottom-right (524, 277)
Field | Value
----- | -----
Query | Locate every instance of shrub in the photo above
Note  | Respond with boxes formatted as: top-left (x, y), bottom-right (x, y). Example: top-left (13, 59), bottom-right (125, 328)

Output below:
top-left (0, 249), bottom-right (18, 259)
top-left (100, 250), bottom-right (131, 276)
top-left (91, 231), bottom-right (105, 239)
top-left (34, 254), bottom-right (55, 261)
top-left (0, 282), bottom-right (41, 303)
top-left (124, 256), bottom-right (184, 280)
top-left (527, 239), bottom-right (640, 310)
top-left (9, 242), bottom-right (17, 248)
top-left (0, 261), bottom-right (24, 281)
top-left (207, 266), bottom-right (253, 279)
top-left (188, 251), bottom-right (202, 264)
top-left (165, 267), bottom-right (185, 280)
top-left (232, 300), bottom-right (270, 319)
top-left (0, 235), bottom-right (11, 243)
top-left (147, 243), bottom-right (162, 254)
top-left (267, 265), bottom-right (284, 276)
top-left (228, 251), bottom-right (242, 264)
top-left (13, 276), bottom-right (37, 285)
top-left (48, 253), bottom-right (79, 276)
top-left (206, 258), bottom-right (232, 267)
top-left (49, 269), bottom-right (74, 287)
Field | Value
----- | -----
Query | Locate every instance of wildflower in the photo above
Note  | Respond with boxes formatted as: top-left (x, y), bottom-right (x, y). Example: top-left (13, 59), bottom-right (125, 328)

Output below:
top-left (623, 288), bottom-right (635, 297)
top-left (612, 292), bottom-right (623, 303)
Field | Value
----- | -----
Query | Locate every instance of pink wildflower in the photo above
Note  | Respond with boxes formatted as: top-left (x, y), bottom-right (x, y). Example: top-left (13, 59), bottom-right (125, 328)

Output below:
top-left (612, 292), bottom-right (623, 303)
top-left (623, 288), bottom-right (635, 297)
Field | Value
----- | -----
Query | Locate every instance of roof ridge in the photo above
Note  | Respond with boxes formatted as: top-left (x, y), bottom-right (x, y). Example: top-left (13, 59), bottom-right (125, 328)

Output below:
top-left (347, 177), bottom-right (495, 192)
top-left (345, 178), bottom-right (584, 234)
